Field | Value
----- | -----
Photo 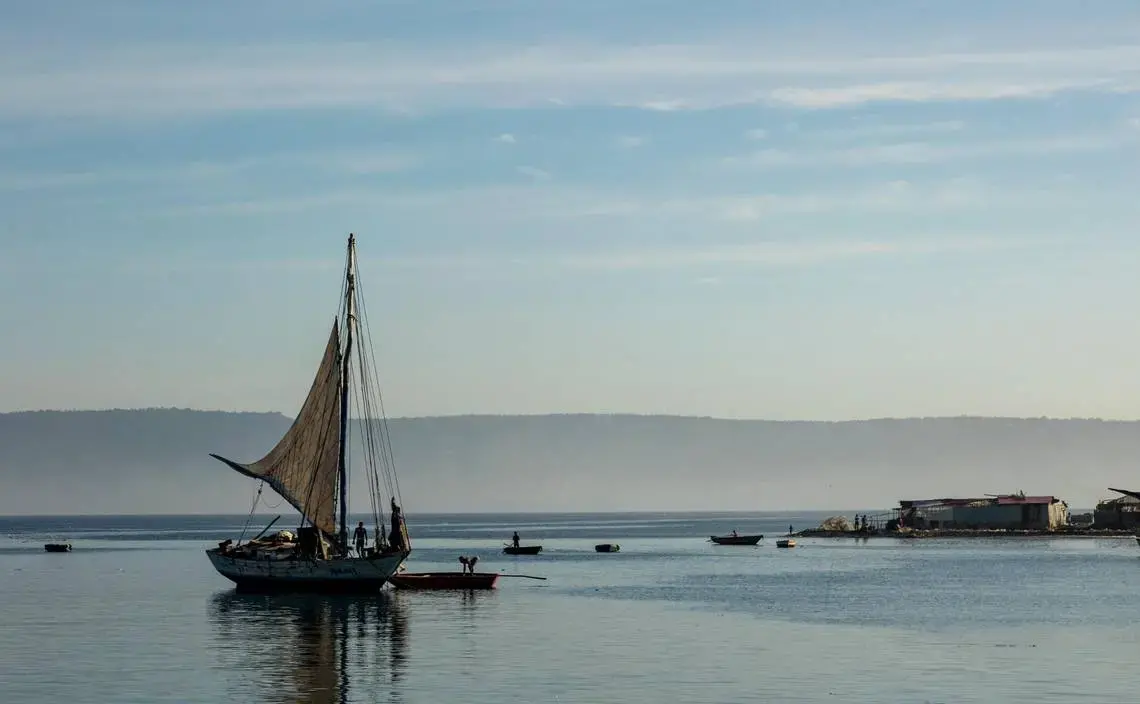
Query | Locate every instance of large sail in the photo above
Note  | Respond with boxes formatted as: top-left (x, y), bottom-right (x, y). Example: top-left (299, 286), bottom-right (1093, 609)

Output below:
top-left (211, 323), bottom-right (343, 536)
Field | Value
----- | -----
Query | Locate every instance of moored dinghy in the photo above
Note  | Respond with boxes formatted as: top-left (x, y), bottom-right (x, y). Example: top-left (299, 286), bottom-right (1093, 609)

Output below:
top-left (709, 534), bottom-right (763, 545)
top-left (595, 544), bottom-right (620, 553)
top-left (503, 545), bottom-right (543, 555)
top-left (776, 539), bottom-right (796, 548)
top-left (44, 543), bottom-right (71, 553)
top-left (388, 572), bottom-right (499, 590)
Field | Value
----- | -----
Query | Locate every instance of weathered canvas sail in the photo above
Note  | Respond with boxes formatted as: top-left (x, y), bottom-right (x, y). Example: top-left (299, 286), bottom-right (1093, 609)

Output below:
top-left (211, 323), bottom-right (343, 536)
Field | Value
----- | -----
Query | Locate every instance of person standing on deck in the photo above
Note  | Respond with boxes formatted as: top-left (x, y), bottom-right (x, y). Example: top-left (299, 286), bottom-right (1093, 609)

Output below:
top-left (512, 531), bottom-right (520, 548)
top-left (389, 498), bottom-right (406, 552)
top-left (353, 521), bottom-right (368, 556)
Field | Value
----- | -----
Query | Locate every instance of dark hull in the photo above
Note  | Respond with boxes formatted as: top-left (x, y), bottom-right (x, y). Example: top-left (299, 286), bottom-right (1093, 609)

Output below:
top-left (503, 546), bottom-right (542, 555)
top-left (388, 572), bottom-right (499, 590)
top-left (594, 544), bottom-right (620, 553)
top-left (44, 543), bottom-right (72, 553)
top-left (710, 534), bottom-right (763, 545)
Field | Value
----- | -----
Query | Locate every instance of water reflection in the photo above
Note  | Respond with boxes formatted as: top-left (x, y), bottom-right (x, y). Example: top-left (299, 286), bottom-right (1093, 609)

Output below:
top-left (209, 590), bottom-right (408, 704)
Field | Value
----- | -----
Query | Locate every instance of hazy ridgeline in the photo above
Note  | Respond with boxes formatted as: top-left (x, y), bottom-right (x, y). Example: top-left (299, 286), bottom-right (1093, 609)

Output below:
top-left (1, 409), bottom-right (1136, 515)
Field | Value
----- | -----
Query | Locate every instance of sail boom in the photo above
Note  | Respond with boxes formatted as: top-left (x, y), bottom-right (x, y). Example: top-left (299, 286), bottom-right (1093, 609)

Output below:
top-left (209, 453), bottom-right (327, 535)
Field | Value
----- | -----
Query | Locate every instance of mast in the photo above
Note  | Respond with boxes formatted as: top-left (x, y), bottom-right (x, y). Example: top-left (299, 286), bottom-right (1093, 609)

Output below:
top-left (337, 233), bottom-right (357, 552)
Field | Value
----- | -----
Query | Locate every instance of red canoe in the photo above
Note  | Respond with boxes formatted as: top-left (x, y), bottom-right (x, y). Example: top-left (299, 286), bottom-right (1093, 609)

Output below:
top-left (387, 572), bottom-right (499, 590)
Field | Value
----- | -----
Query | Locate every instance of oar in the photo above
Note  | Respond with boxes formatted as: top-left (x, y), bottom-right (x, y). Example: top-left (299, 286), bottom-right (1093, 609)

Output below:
top-left (497, 573), bottom-right (547, 580)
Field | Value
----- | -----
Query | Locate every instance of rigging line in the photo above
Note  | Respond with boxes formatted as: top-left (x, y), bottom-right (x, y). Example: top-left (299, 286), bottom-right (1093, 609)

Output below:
top-left (260, 492), bottom-right (285, 510)
top-left (351, 270), bottom-right (391, 466)
top-left (351, 359), bottom-right (385, 528)
top-left (352, 336), bottom-right (387, 538)
top-left (351, 388), bottom-right (384, 541)
top-left (357, 294), bottom-right (400, 505)
top-left (357, 342), bottom-right (395, 508)
top-left (238, 481), bottom-right (264, 545)
top-left (355, 272), bottom-right (402, 504)
top-left (350, 269), bottom-right (395, 511)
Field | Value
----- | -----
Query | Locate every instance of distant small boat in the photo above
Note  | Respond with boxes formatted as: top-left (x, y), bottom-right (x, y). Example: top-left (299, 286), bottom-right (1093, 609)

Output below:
top-left (388, 572), bottom-right (498, 590)
top-left (44, 543), bottom-right (71, 553)
top-left (709, 534), bottom-right (763, 546)
top-left (776, 539), bottom-right (796, 549)
top-left (595, 544), bottom-right (620, 553)
top-left (503, 545), bottom-right (543, 555)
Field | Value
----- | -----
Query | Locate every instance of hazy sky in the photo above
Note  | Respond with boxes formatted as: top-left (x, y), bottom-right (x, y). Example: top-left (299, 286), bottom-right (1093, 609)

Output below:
top-left (3, 1), bottom-right (1140, 420)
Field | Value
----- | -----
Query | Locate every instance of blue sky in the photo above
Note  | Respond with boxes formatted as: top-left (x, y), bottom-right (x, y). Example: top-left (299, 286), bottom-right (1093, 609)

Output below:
top-left (3, 0), bottom-right (1140, 419)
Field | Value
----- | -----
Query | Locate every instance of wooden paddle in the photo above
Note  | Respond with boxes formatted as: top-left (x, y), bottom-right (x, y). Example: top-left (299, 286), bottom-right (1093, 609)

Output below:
top-left (497, 573), bottom-right (547, 580)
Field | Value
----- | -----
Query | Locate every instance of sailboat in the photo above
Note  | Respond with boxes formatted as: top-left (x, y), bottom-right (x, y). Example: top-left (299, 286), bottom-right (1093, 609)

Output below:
top-left (206, 234), bottom-right (411, 593)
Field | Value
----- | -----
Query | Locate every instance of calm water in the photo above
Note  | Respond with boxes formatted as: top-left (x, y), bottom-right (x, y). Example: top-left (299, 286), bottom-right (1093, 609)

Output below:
top-left (1, 511), bottom-right (1138, 703)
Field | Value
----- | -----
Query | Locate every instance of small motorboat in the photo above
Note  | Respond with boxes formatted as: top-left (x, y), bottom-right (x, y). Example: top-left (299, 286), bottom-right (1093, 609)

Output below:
top-left (388, 572), bottom-right (499, 590)
top-left (776, 539), bottom-right (796, 549)
top-left (503, 545), bottom-right (543, 555)
top-left (44, 543), bottom-right (72, 553)
top-left (709, 534), bottom-right (763, 546)
top-left (594, 544), bottom-right (620, 553)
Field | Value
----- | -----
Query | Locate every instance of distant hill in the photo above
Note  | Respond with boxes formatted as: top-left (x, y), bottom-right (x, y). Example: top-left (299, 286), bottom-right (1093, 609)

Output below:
top-left (1, 409), bottom-right (1138, 515)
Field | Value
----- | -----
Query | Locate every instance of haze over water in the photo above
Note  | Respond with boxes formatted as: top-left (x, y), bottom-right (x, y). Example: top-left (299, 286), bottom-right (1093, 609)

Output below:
top-left (2, 512), bottom-right (1137, 703)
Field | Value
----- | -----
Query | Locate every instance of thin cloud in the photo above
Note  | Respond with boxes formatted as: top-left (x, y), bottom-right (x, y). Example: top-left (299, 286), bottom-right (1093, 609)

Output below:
top-left (5, 41), bottom-right (1140, 119)
top-left (616, 135), bottom-right (648, 148)
top-left (142, 178), bottom-right (1070, 223)
top-left (369, 237), bottom-right (1032, 274)
top-left (0, 148), bottom-right (421, 192)
top-left (723, 133), bottom-right (1131, 169)
top-left (516, 165), bottom-right (551, 181)
top-left (744, 128), bottom-right (768, 140)
top-left (494, 133), bottom-right (517, 144)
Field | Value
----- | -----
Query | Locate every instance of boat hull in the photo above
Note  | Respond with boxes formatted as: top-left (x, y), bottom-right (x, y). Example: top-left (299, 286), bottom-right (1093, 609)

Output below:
top-left (710, 534), bottom-right (763, 545)
top-left (776, 539), bottom-right (796, 548)
top-left (388, 572), bottom-right (499, 590)
top-left (503, 546), bottom-right (542, 555)
top-left (594, 544), bottom-right (620, 553)
top-left (206, 548), bottom-right (408, 594)
top-left (44, 543), bottom-right (72, 553)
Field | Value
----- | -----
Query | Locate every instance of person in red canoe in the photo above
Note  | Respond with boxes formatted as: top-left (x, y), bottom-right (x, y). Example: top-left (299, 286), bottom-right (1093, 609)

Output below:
top-left (459, 556), bottom-right (469, 573)
top-left (732, 529), bottom-right (738, 537)
top-left (468, 555), bottom-right (478, 574)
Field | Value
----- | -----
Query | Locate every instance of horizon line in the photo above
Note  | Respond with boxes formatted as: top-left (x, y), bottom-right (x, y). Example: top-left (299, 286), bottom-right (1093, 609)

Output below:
top-left (3, 407), bottom-right (1140, 424)
top-left (0, 508), bottom-right (1099, 519)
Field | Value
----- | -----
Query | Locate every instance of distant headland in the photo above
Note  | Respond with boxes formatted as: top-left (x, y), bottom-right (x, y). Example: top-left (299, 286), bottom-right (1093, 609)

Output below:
top-left (2, 409), bottom-right (1139, 516)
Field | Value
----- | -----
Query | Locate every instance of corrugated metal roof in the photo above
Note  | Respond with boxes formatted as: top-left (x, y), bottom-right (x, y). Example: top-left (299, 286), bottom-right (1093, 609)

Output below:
top-left (994, 495), bottom-right (1056, 505)
top-left (901, 495), bottom-right (1059, 507)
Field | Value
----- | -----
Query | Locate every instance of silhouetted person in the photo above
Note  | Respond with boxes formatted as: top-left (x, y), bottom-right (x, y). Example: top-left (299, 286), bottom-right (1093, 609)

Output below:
top-left (732, 529), bottom-right (738, 537)
top-left (459, 556), bottom-right (469, 574)
top-left (353, 521), bottom-right (367, 556)
top-left (468, 555), bottom-right (478, 574)
top-left (788, 524), bottom-right (794, 536)
top-left (512, 531), bottom-right (520, 548)
top-left (389, 498), bottom-right (405, 552)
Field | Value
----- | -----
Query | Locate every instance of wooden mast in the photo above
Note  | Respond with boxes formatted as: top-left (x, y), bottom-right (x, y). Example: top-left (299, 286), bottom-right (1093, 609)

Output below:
top-left (336, 234), bottom-right (357, 553)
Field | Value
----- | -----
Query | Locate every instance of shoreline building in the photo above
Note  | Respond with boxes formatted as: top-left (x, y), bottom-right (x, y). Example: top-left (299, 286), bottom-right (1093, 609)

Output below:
top-left (896, 494), bottom-right (1068, 530)
top-left (1093, 488), bottom-right (1140, 529)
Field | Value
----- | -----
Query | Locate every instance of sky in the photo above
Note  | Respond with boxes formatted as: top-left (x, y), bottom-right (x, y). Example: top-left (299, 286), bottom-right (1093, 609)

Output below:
top-left (4, 0), bottom-right (1140, 420)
